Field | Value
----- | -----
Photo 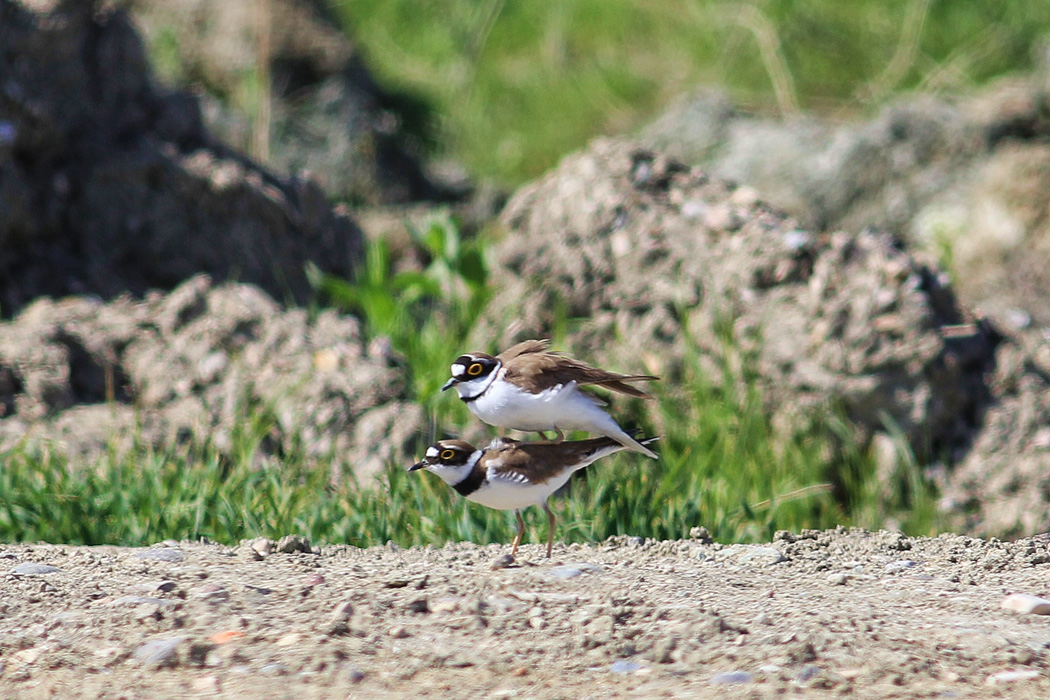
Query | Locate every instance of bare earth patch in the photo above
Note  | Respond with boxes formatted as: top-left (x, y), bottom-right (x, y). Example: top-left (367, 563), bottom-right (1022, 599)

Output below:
top-left (3, 529), bottom-right (1050, 699)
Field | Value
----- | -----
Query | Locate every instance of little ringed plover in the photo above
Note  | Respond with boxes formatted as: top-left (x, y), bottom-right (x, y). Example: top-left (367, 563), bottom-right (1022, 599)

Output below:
top-left (441, 339), bottom-right (659, 459)
top-left (409, 435), bottom-right (659, 557)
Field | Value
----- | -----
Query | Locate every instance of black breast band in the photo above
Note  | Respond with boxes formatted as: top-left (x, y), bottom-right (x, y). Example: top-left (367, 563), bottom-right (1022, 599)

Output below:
top-left (453, 464), bottom-right (486, 496)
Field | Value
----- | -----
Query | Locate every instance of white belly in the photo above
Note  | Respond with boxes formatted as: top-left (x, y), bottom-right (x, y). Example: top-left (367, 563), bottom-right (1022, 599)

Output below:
top-left (469, 377), bottom-right (605, 433)
top-left (466, 470), bottom-right (574, 510)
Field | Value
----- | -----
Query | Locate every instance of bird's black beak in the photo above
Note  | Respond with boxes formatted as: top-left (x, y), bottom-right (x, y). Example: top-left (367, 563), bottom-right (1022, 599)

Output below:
top-left (408, 460), bottom-right (427, 472)
top-left (440, 377), bottom-right (458, 392)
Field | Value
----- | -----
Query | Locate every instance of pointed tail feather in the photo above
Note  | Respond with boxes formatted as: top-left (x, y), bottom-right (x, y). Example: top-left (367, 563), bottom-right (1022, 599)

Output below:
top-left (611, 432), bottom-right (659, 459)
top-left (571, 435), bottom-right (661, 469)
top-left (592, 376), bottom-right (659, 399)
top-left (621, 432), bottom-right (655, 459)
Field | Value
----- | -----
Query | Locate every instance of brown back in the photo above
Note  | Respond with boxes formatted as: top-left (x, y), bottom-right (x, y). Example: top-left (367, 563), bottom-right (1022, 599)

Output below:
top-left (499, 340), bottom-right (658, 397)
top-left (485, 437), bottom-right (623, 485)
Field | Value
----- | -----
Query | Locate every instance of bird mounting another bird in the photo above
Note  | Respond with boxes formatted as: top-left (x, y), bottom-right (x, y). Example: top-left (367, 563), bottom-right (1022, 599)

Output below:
top-left (440, 339), bottom-right (659, 458)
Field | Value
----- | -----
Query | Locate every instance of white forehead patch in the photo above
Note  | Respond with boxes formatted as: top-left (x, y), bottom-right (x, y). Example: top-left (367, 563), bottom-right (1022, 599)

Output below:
top-left (450, 363), bottom-right (466, 376)
top-left (426, 446), bottom-right (439, 458)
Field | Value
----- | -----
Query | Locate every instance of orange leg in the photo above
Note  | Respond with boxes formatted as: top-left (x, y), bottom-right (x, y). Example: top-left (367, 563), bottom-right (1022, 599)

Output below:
top-left (510, 510), bottom-right (526, 556)
top-left (544, 502), bottom-right (556, 558)
top-left (536, 427), bottom-right (565, 444)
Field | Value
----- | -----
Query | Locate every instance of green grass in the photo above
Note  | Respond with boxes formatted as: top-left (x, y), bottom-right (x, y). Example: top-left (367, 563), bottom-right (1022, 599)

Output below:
top-left (0, 348), bottom-right (939, 548)
top-left (330, 0), bottom-right (1050, 184)
top-left (308, 211), bottom-right (489, 433)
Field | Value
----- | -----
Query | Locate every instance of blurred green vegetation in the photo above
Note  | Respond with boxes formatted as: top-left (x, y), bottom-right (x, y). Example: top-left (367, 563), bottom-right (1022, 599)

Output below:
top-left (332, 0), bottom-right (1050, 183)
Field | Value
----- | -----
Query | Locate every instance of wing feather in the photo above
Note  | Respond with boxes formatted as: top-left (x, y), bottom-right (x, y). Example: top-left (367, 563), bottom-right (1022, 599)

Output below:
top-left (486, 438), bottom-right (625, 485)
top-left (502, 345), bottom-right (659, 398)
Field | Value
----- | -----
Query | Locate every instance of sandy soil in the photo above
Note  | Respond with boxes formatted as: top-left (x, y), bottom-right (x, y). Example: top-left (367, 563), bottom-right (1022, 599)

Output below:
top-left (3, 528), bottom-right (1050, 699)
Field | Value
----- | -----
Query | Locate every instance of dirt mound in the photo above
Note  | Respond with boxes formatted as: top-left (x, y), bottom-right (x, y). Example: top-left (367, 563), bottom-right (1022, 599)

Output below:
top-left (641, 79), bottom-right (1050, 326)
top-left (126, 0), bottom-right (460, 206)
top-left (0, 275), bottom-right (419, 477)
top-left (0, 0), bottom-right (363, 317)
top-left (480, 139), bottom-right (998, 462)
top-left (2, 529), bottom-right (1050, 698)
top-left (940, 328), bottom-right (1050, 537)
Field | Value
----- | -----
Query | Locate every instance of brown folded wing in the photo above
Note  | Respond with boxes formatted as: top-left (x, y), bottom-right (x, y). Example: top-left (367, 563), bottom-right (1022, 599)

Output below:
top-left (487, 437), bottom-right (622, 485)
top-left (501, 343), bottom-right (658, 398)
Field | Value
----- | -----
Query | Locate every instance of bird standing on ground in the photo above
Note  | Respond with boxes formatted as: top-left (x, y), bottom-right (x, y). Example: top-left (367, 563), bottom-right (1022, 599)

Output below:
top-left (409, 435), bottom-right (660, 557)
top-left (441, 339), bottom-right (659, 458)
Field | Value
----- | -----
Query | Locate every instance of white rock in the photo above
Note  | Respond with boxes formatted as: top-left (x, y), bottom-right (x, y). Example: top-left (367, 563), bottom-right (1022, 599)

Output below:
top-left (1001, 593), bottom-right (1050, 615)
top-left (716, 545), bottom-right (784, 566)
top-left (986, 669), bottom-right (1039, 684)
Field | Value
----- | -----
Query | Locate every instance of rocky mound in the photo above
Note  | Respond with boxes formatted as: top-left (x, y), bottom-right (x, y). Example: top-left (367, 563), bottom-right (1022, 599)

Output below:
top-left (641, 79), bottom-right (1050, 326)
top-left (0, 275), bottom-right (419, 477)
top-left (0, 0), bottom-right (363, 317)
top-left (480, 139), bottom-right (999, 463)
top-left (940, 328), bottom-right (1050, 537)
top-left (126, 0), bottom-right (461, 205)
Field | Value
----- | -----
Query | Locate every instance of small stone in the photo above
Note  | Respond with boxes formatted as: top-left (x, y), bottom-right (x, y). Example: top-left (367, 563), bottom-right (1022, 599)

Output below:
top-left (883, 560), bottom-right (918, 574)
top-left (431, 598), bottom-right (461, 613)
top-left (133, 549), bottom-right (185, 563)
top-left (194, 584), bottom-right (230, 603)
top-left (1001, 593), bottom-right (1050, 615)
top-left (276, 633), bottom-right (301, 647)
top-left (260, 662), bottom-right (289, 676)
top-left (93, 646), bottom-right (123, 664)
top-left (347, 667), bottom-right (365, 684)
top-left (550, 566), bottom-right (583, 579)
top-left (207, 630), bottom-right (244, 645)
top-left (826, 573), bottom-right (848, 586)
top-left (406, 597), bottom-right (429, 614)
top-left (446, 654), bottom-right (474, 668)
top-left (191, 676), bottom-right (221, 693)
top-left (133, 637), bottom-right (183, 668)
top-left (10, 563), bottom-right (61, 576)
top-left (710, 671), bottom-right (753, 685)
top-left (388, 626), bottom-right (409, 639)
top-left (652, 637), bottom-right (677, 663)
top-left (717, 545), bottom-right (784, 566)
top-left (795, 665), bottom-right (822, 683)
top-left (689, 526), bottom-right (713, 543)
top-left (12, 647), bottom-right (43, 665)
top-left (128, 580), bottom-right (177, 594)
top-left (704, 202), bottom-right (740, 230)
top-left (109, 596), bottom-right (176, 608)
top-left (276, 535), bottom-right (311, 554)
top-left (491, 554), bottom-right (515, 570)
top-left (328, 600), bottom-right (354, 624)
top-left (549, 563), bottom-right (601, 580)
top-left (987, 669), bottom-right (1040, 684)
top-left (249, 538), bottom-right (274, 557)
top-left (681, 200), bottom-right (708, 220)
top-left (610, 660), bottom-right (646, 674)
top-left (303, 573), bottom-right (325, 587)
top-left (782, 230), bottom-right (812, 251)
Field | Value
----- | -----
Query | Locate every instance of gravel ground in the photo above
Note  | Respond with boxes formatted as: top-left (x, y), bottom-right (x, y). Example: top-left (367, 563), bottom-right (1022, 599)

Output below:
top-left (3, 529), bottom-right (1050, 699)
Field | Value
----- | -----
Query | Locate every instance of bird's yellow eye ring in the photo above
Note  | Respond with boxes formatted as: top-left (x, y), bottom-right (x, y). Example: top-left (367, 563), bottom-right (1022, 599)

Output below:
top-left (467, 363), bottom-right (483, 376)
top-left (440, 449), bottom-right (456, 460)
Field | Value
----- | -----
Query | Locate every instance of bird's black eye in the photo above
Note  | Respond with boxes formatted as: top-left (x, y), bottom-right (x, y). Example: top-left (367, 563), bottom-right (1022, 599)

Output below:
top-left (468, 363), bottom-right (484, 376)
top-left (440, 449), bottom-right (456, 461)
